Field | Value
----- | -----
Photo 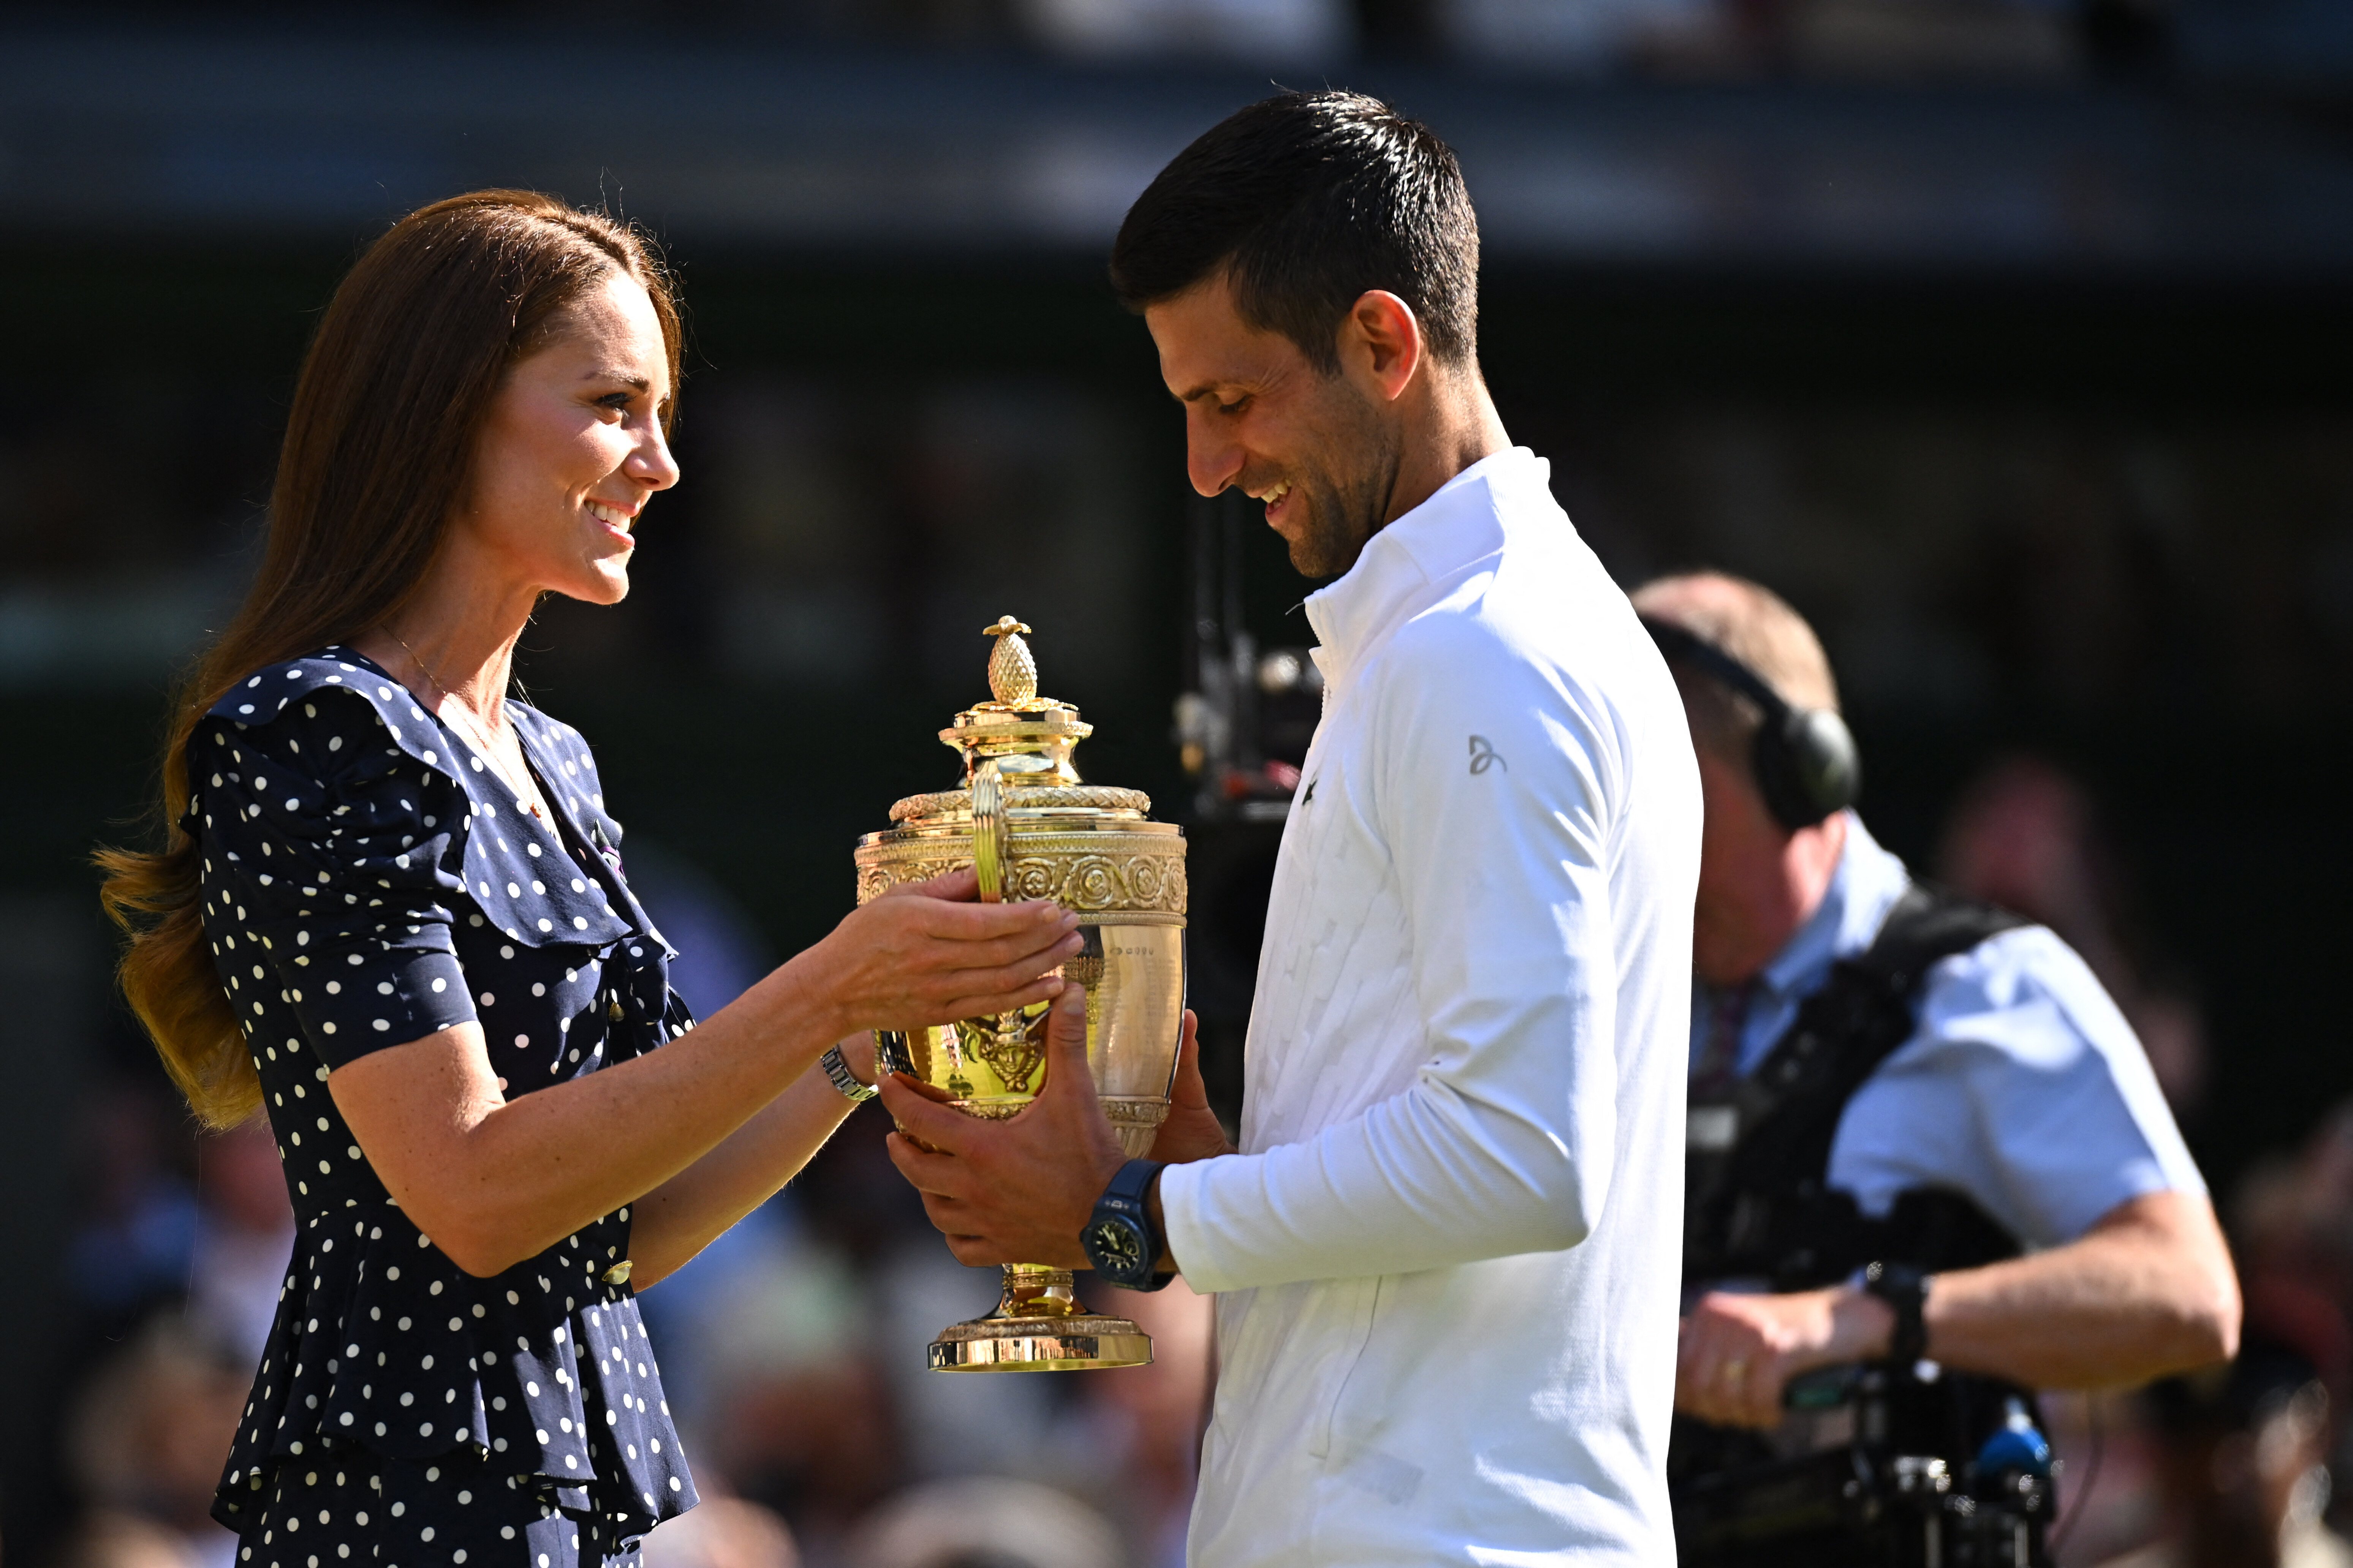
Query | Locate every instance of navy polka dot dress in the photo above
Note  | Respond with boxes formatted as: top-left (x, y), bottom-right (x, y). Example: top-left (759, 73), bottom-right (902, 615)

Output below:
top-left (190, 649), bottom-right (701, 1568)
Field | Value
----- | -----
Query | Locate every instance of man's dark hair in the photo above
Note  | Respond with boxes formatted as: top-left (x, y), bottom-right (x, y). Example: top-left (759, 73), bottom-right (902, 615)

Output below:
top-left (1110, 90), bottom-right (1479, 375)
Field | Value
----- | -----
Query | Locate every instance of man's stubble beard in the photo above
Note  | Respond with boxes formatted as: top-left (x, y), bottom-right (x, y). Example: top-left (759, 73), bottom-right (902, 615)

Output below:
top-left (1281, 379), bottom-right (1404, 580)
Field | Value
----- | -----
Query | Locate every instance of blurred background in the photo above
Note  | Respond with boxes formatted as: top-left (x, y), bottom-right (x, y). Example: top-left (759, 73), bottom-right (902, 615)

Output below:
top-left (3, 0), bottom-right (2351, 1564)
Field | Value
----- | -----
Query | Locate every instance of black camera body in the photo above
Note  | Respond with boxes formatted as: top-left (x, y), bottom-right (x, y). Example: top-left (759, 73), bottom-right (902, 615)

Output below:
top-left (1673, 1361), bottom-right (2055, 1568)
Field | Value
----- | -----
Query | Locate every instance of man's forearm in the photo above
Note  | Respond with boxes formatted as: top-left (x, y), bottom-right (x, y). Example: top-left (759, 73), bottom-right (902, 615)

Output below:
top-left (1158, 1078), bottom-right (1601, 1294)
top-left (1922, 1190), bottom-right (2240, 1389)
top-left (1679, 1189), bottom-right (2241, 1427)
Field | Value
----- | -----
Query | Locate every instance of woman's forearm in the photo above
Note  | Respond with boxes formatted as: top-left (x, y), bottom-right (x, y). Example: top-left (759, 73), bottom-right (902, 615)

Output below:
top-left (626, 1062), bottom-right (865, 1288)
top-left (331, 886), bottom-right (1078, 1277)
top-left (331, 958), bottom-right (848, 1276)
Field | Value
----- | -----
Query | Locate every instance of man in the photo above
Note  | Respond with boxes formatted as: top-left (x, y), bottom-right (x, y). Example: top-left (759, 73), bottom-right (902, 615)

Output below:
top-left (880, 92), bottom-right (1703, 1563)
top-left (1631, 571), bottom-right (2241, 1561)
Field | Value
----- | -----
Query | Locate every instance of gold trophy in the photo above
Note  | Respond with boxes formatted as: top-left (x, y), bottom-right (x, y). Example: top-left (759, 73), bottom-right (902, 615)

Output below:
top-left (856, 616), bottom-right (1188, 1372)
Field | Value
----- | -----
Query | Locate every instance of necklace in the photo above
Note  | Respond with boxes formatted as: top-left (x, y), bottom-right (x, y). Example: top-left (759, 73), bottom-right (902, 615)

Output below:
top-left (384, 630), bottom-right (549, 822)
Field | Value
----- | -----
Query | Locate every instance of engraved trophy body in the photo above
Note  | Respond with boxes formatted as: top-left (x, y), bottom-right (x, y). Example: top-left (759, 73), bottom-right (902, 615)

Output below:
top-left (854, 617), bottom-right (1187, 1371)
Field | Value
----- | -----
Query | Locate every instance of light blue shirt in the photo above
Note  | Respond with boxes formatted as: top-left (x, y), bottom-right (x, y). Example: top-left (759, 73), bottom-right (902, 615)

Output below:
top-left (1692, 814), bottom-right (2205, 1249)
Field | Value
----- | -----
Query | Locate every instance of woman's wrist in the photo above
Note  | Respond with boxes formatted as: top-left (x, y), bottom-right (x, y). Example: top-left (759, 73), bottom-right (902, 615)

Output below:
top-left (837, 1031), bottom-right (878, 1087)
top-left (765, 948), bottom-right (861, 1060)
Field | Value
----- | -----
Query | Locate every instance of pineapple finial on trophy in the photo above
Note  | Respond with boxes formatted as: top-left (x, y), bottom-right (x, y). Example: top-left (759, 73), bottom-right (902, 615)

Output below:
top-left (983, 615), bottom-right (1038, 707)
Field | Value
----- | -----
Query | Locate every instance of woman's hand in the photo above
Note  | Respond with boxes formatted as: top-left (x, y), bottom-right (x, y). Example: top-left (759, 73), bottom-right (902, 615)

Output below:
top-left (790, 868), bottom-right (1082, 1038)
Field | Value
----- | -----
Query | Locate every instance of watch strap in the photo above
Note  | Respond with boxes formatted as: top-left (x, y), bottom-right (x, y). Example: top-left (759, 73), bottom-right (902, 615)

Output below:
top-left (1863, 1260), bottom-right (1931, 1365)
top-left (820, 1042), bottom-right (878, 1103)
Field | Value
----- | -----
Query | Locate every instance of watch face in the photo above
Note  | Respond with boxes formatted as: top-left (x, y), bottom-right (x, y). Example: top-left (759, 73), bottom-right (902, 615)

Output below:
top-left (1086, 1218), bottom-right (1146, 1273)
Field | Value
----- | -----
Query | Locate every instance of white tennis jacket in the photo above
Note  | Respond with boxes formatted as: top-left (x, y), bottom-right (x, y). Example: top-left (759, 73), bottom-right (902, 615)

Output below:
top-left (1160, 447), bottom-right (1702, 1565)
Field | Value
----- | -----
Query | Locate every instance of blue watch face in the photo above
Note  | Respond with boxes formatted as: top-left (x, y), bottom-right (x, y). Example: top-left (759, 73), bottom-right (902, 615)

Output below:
top-left (1085, 1217), bottom-right (1147, 1276)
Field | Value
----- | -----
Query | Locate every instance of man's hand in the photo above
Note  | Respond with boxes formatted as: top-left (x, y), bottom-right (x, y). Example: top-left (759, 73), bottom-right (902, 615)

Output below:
top-left (1150, 1012), bottom-right (1234, 1165)
top-left (880, 986), bottom-right (1127, 1269)
top-left (1677, 1286), bottom-right (1895, 1429)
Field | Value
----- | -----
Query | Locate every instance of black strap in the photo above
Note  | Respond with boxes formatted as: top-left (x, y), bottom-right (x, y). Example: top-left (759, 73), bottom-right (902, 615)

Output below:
top-left (1640, 616), bottom-right (1798, 725)
top-left (1686, 883), bottom-right (2027, 1286)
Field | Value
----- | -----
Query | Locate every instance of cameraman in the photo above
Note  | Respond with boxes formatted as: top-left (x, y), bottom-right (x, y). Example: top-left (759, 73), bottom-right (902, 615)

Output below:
top-left (1633, 572), bottom-right (2240, 1559)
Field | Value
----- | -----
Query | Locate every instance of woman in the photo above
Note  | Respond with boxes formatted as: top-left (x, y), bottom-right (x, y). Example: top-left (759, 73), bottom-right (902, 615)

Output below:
top-left (97, 191), bottom-right (1078, 1568)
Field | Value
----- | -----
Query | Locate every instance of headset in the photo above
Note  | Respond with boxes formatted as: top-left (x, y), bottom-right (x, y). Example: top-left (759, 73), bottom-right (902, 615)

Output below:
top-left (1640, 616), bottom-right (1861, 831)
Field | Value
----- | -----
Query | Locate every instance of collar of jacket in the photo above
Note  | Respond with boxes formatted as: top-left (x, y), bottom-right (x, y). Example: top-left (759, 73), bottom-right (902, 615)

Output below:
top-left (1303, 445), bottom-right (1547, 691)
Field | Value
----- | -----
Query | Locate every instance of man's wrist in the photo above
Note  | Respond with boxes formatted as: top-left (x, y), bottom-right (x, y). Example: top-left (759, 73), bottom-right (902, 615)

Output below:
top-left (1082, 1158), bottom-right (1173, 1288)
top-left (1146, 1167), bottom-right (1174, 1273)
top-left (1832, 1282), bottom-right (1899, 1363)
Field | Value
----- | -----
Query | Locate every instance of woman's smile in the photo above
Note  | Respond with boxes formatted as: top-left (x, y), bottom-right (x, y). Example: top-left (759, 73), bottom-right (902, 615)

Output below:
top-left (584, 496), bottom-right (637, 548)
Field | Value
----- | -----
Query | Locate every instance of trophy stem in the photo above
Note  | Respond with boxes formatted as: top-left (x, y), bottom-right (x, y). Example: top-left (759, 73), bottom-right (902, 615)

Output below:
top-left (926, 1264), bottom-right (1155, 1373)
top-left (996, 1264), bottom-right (1083, 1319)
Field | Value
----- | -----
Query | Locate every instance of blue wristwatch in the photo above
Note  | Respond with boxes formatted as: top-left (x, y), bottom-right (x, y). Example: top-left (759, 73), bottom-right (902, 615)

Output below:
top-left (1082, 1158), bottom-right (1173, 1291)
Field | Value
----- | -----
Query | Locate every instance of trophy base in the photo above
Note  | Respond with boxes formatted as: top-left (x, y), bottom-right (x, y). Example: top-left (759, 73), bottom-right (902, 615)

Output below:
top-left (927, 1314), bottom-right (1154, 1372)
top-left (925, 1264), bottom-right (1154, 1372)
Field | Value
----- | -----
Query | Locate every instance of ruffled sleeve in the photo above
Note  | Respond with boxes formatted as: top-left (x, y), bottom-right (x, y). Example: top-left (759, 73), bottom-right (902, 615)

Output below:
top-left (193, 674), bottom-right (480, 1062)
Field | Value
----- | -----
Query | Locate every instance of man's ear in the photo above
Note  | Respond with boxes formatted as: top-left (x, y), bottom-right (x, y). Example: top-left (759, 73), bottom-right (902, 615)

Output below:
top-left (1339, 290), bottom-right (1424, 403)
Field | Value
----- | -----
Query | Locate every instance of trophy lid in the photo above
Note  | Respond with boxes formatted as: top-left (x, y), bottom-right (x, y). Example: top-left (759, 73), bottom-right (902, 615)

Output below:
top-left (886, 616), bottom-right (1150, 826)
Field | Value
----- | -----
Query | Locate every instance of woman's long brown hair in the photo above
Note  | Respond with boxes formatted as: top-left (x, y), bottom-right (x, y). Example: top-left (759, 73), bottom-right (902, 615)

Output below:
top-left (96, 191), bottom-right (682, 1129)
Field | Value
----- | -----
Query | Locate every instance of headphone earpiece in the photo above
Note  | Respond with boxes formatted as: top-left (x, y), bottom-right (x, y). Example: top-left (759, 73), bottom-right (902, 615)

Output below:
top-left (1639, 616), bottom-right (1861, 833)
top-left (1753, 705), bottom-right (1861, 833)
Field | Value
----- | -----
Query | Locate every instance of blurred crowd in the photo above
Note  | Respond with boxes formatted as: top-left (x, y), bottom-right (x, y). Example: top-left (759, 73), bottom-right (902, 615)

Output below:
top-left (278, 0), bottom-right (2182, 82)
top-left (23, 742), bottom-right (2353, 1568)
